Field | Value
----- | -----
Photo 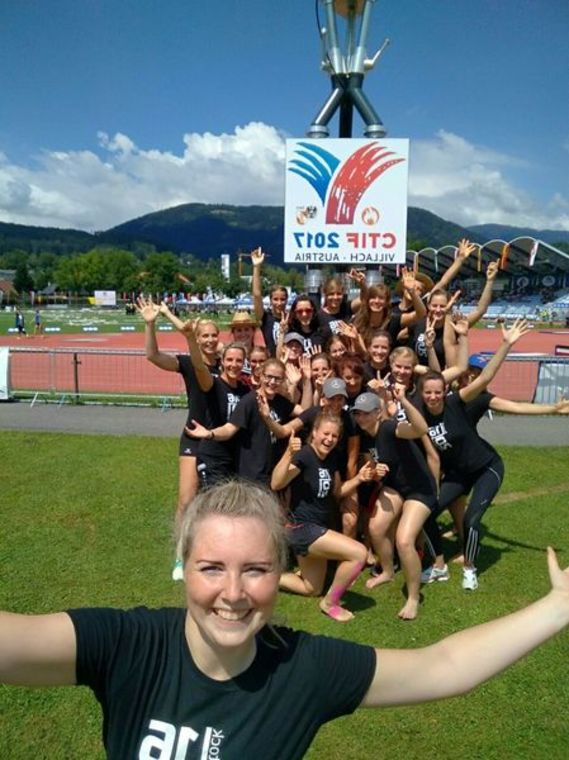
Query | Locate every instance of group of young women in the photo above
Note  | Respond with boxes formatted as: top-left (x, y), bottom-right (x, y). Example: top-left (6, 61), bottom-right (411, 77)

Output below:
top-left (3, 242), bottom-right (569, 758)
top-left (139, 243), bottom-right (568, 620)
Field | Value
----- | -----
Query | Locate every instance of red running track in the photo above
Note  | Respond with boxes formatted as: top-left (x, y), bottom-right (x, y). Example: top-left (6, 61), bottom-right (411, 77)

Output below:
top-left (2, 328), bottom-right (569, 399)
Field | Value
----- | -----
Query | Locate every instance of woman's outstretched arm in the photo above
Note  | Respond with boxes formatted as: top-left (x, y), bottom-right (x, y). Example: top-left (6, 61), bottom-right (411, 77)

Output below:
top-left (361, 547), bottom-right (569, 707)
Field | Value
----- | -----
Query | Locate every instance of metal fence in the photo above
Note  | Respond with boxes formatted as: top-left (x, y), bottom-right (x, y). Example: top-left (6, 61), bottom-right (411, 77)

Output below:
top-left (4, 347), bottom-right (569, 405)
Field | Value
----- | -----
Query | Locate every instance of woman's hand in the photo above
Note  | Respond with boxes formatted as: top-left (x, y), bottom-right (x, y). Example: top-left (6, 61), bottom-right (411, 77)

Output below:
top-left (299, 354), bottom-right (312, 381)
top-left (357, 460), bottom-right (376, 482)
top-left (285, 362), bottom-right (302, 387)
top-left (135, 296), bottom-right (160, 323)
top-left (501, 317), bottom-right (531, 346)
top-left (256, 390), bottom-right (271, 419)
top-left (486, 260), bottom-right (500, 281)
top-left (251, 246), bottom-right (265, 268)
top-left (288, 435), bottom-right (302, 455)
top-left (347, 268), bottom-right (366, 287)
top-left (184, 420), bottom-right (210, 439)
top-left (457, 238), bottom-right (476, 260)
top-left (547, 547), bottom-right (569, 601)
top-left (449, 316), bottom-right (469, 338)
top-left (375, 462), bottom-right (390, 480)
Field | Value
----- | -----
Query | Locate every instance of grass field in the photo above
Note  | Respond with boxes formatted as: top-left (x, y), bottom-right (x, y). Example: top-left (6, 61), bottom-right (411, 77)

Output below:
top-left (0, 307), bottom-right (234, 335)
top-left (1, 433), bottom-right (569, 758)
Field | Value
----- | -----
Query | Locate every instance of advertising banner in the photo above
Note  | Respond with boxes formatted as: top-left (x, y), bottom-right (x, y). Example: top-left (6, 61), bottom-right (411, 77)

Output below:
top-left (284, 138), bottom-right (409, 265)
top-left (93, 290), bottom-right (117, 307)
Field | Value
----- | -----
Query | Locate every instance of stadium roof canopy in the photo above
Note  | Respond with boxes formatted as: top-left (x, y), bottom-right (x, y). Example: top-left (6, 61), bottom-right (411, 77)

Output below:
top-left (401, 237), bottom-right (569, 280)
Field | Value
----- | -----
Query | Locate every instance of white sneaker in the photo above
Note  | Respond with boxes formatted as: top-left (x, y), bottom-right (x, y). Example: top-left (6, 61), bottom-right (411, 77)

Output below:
top-left (420, 564), bottom-right (450, 584)
top-left (172, 559), bottom-right (184, 582)
top-left (462, 567), bottom-right (478, 591)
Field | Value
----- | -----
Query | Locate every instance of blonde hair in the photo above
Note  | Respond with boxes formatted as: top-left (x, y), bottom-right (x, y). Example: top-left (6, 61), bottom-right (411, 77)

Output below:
top-left (177, 480), bottom-right (287, 571)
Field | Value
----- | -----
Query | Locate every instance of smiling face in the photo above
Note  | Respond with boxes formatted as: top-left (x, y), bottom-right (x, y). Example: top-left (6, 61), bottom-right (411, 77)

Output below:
top-left (340, 368), bottom-right (363, 397)
top-left (428, 292), bottom-right (448, 324)
top-left (294, 299), bottom-right (314, 328)
top-left (196, 322), bottom-right (219, 357)
top-left (421, 377), bottom-right (446, 414)
top-left (285, 340), bottom-right (304, 361)
top-left (184, 515), bottom-right (279, 666)
top-left (260, 362), bottom-right (285, 399)
top-left (231, 325), bottom-right (255, 346)
top-left (390, 354), bottom-right (414, 386)
top-left (222, 347), bottom-right (245, 383)
top-left (311, 419), bottom-right (341, 459)
top-left (328, 337), bottom-right (347, 359)
top-left (321, 393), bottom-right (345, 415)
top-left (324, 287), bottom-right (344, 313)
top-left (311, 356), bottom-right (331, 382)
top-left (270, 289), bottom-right (288, 317)
top-left (369, 335), bottom-right (390, 366)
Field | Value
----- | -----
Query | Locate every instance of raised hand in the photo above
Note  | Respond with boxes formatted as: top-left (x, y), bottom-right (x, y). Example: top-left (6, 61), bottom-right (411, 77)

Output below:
top-left (457, 238), bottom-right (477, 260)
top-left (401, 267), bottom-right (417, 294)
top-left (547, 547), bottom-right (569, 600)
top-left (347, 268), bottom-right (366, 287)
top-left (285, 362), bottom-right (302, 387)
top-left (357, 460), bottom-right (377, 482)
top-left (450, 316), bottom-right (469, 337)
top-left (501, 317), bottom-right (531, 346)
top-left (135, 296), bottom-right (160, 323)
top-left (256, 390), bottom-right (271, 419)
top-left (251, 247), bottom-right (265, 268)
top-left (554, 398), bottom-right (569, 414)
top-left (299, 354), bottom-right (312, 380)
top-left (309, 344), bottom-right (322, 356)
top-left (486, 260), bottom-right (500, 281)
top-left (444, 290), bottom-right (462, 313)
top-left (288, 435), bottom-right (302, 455)
top-left (337, 321), bottom-right (358, 340)
top-left (424, 315), bottom-right (437, 348)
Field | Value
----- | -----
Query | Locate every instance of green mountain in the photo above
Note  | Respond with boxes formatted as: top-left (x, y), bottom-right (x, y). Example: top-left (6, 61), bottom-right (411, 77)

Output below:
top-left (468, 223), bottom-right (569, 246)
top-left (1, 204), bottom-right (485, 264)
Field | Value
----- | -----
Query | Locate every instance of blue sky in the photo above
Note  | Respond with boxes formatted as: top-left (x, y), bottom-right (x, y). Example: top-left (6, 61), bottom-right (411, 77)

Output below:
top-left (1, 0), bottom-right (568, 232)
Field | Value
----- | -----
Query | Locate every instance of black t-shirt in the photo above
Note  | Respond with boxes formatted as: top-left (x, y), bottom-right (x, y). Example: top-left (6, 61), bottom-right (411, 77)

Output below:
top-left (199, 378), bottom-right (250, 466)
top-left (408, 318), bottom-right (445, 368)
top-left (318, 297), bottom-right (352, 336)
top-left (363, 361), bottom-right (390, 385)
top-left (230, 392), bottom-right (295, 484)
top-left (261, 310), bottom-right (282, 356)
top-left (69, 606), bottom-right (375, 760)
top-left (290, 445), bottom-right (339, 527)
top-left (464, 390), bottom-right (495, 426)
top-left (375, 417), bottom-right (436, 497)
top-left (177, 355), bottom-right (221, 427)
top-left (419, 392), bottom-right (497, 475)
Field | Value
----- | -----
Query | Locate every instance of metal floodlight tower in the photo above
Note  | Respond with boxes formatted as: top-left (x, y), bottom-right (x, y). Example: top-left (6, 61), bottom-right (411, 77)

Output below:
top-left (308, 0), bottom-right (389, 139)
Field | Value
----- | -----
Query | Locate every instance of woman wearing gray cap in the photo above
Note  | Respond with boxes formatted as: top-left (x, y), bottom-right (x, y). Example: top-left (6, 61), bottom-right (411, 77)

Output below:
top-left (352, 389), bottom-right (439, 620)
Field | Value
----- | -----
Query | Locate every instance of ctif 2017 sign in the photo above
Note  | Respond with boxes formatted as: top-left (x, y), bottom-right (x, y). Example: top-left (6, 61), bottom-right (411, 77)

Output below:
top-left (284, 138), bottom-right (409, 264)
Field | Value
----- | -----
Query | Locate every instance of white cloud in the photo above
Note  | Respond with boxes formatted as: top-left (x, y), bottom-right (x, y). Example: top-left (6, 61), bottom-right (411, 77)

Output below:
top-left (409, 130), bottom-right (569, 230)
top-left (0, 123), bottom-right (567, 232)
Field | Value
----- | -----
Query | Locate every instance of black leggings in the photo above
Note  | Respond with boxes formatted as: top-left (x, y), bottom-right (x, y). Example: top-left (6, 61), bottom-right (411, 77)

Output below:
top-left (437, 454), bottom-right (505, 565)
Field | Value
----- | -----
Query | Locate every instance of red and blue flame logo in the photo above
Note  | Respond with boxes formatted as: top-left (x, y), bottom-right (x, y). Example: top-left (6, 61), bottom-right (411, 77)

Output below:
top-left (288, 141), bottom-right (405, 225)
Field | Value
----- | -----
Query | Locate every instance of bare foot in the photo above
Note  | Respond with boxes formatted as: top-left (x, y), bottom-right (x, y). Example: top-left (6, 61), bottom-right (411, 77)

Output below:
top-left (319, 599), bottom-right (354, 622)
top-left (398, 597), bottom-right (419, 620)
top-left (365, 571), bottom-right (394, 590)
top-left (451, 553), bottom-right (465, 565)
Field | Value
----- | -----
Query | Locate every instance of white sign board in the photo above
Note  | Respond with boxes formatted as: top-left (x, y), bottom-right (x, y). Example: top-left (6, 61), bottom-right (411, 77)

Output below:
top-left (284, 138), bottom-right (409, 265)
top-left (94, 290), bottom-right (117, 307)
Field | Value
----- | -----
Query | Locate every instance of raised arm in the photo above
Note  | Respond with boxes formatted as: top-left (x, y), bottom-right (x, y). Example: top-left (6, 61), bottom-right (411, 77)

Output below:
top-left (393, 387), bottom-right (428, 439)
top-left (136, 296), bottom-right (179, 372)
top-left (347, 268), bottom-right (368, 313)
top-left (459, 318), bottom-right (531, 403)
top-left (251, 247), bottom-right (265, 323)
top-left (429, 239), bottom-right (477, 295)
top-left (440, 318), bottom-right (469, 384)
top-left (399, 269), bottom-right (427, 328)
top-left (257, 391), bottom-right (303, 439)
top-left (160, 307), bottom-right (213, 392)
top-left (466, 260), bottom-right (499, 327)
top-left (361, 547), bottom-right (569, 707)
top-left (270, 436), bottom-right (302, 491)
top-left (0, 611), bottom-right (77, 686)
